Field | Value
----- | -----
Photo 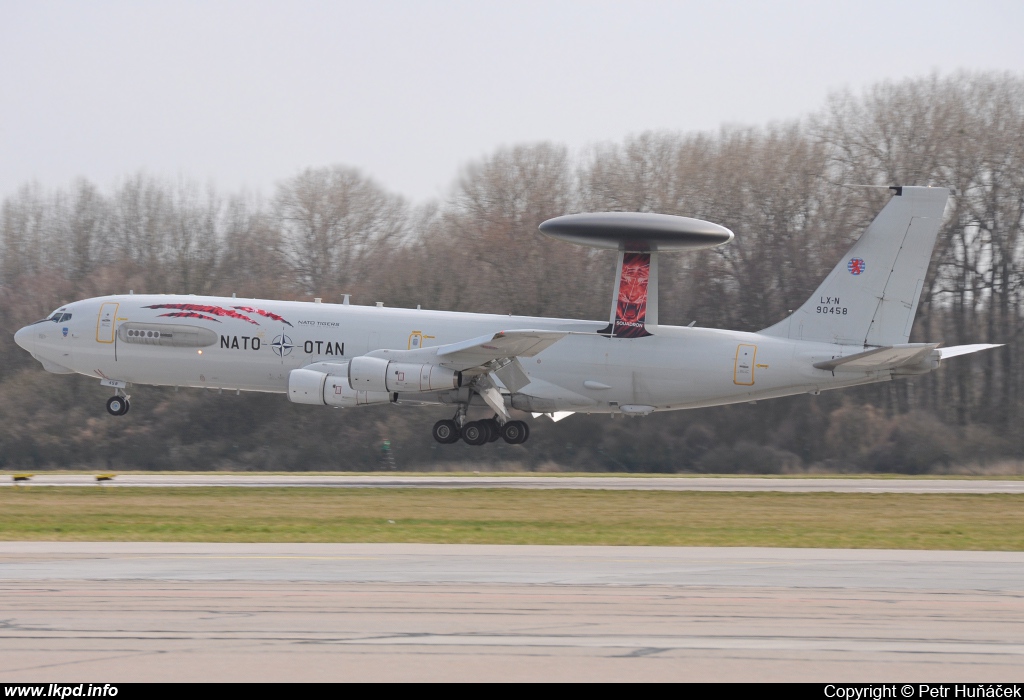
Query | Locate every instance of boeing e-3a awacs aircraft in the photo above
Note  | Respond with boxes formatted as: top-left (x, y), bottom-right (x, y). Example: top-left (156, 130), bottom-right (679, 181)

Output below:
top-left (13, 186), bottom-right (1000, 446)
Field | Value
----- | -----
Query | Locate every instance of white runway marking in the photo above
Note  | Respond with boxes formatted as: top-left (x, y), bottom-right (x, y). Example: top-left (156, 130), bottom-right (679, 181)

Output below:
top-left (339, 634), bottom-right (1024, 656)
top-left (4, 474), bottom-right (1024, 492)
top-left (2, 543), bottom-right (1024, 681)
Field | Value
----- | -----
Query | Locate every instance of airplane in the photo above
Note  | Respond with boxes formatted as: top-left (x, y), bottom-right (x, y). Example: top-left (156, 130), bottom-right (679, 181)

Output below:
top-left (13, 186), bottom-right (1001, 446)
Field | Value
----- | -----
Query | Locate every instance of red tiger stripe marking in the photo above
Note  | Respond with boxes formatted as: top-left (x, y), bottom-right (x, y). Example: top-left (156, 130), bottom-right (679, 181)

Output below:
top-left (157, 312), bottom-right (221, 322)
top-left (232, 306), bottom-right (293, 327)
top-left (144, 303), bottom-right (259, 325)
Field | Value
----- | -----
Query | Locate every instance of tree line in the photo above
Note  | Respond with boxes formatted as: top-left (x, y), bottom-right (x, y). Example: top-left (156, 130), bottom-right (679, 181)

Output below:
top-left (1, 71), bottom-right (1021, 473)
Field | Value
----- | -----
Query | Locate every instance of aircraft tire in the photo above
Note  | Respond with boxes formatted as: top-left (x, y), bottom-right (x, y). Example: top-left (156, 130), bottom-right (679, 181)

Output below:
top-left (432, 419), bottom-right (461, 444)
top-left (484, 419), bottom-right (501, 442)
top-left (106, 396), bottom-right (126, 416)
top-left (461, 421), bottom-right (489, 446)
top-left (121, 398), bottom-right (131, 415)
top-left (501, 420), bottom-right (529, 445)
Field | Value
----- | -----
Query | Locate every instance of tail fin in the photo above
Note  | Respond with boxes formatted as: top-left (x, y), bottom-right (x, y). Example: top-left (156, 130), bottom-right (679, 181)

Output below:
top-left (760, 186), bottom-right (949, 346)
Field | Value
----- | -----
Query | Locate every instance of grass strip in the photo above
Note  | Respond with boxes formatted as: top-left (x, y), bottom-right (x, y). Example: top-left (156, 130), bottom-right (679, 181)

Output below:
top-left (0, 487), bottom-right (1021, 550)
top-left (5, 471), bottom-right (1024, 479)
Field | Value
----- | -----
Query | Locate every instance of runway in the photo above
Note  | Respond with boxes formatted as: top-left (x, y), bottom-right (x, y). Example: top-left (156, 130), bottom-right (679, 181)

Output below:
top-left (2, 543), bottom-right (1024, 681)
top-left (4, 473), bottom-right (1024, 492)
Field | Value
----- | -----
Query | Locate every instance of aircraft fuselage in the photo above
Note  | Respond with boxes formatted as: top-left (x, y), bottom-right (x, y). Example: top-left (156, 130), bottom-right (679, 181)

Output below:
top-left (16, 293), bottom-right (886, 414)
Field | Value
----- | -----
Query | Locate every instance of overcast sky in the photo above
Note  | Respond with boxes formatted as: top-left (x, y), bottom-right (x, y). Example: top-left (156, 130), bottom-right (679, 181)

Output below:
top-left (2, 0), bottom-right (1022, 203)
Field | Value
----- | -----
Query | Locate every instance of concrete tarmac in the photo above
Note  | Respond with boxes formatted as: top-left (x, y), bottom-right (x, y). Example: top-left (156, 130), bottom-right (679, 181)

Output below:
top-left (4, 473), bottom-right (1024, 492)
top-left (2, 543), bottom-right (1024, 682)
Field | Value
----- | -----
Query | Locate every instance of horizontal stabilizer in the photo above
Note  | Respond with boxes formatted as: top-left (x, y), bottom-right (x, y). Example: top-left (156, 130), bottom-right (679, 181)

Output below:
top-left (938, 344), bottom-right (1003, 359)
top-left (813, 343), bottom-right (938, 372)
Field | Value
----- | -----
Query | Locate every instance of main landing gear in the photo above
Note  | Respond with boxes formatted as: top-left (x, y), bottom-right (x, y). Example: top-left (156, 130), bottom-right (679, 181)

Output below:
top-left (106, 394), bottom-right (130, 416)
top-left (432, 414), bottom-right (530, 446)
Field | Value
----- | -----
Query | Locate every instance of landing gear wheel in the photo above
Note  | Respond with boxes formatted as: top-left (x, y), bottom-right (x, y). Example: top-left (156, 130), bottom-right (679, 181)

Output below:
top-left (106, 396), bottom-right (127, 416)
top-left (461, 421), bottom-right (489, 446)
top-left (120, 398), bottom-right (131, 415)
top-left (432, 419), bottom-right (461, 444)
top-left (501, 420), bottom-right (530, 444)
top-left (483, 418), bottom-right (501, 442)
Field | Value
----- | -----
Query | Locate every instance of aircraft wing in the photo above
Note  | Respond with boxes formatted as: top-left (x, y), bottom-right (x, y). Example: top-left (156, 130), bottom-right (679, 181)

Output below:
top-left (436, 329), bottom-right (567, 368)
top-left (365, 329), bottom-right (569, 372)
top-left (813, 344), bottom-right (939, 372)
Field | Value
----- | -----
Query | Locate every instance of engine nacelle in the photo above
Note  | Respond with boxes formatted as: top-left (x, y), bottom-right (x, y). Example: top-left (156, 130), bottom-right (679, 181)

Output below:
top-left (348, 356), bottom-right (461, 393)
top-left (288, 367), bottom-right (391, 407)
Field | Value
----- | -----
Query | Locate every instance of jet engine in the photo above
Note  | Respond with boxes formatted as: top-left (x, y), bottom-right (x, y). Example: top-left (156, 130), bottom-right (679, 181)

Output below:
top-left (347, 356), bottom-right (461, 393)
top-left (288, 366), bottom-right (391, 407)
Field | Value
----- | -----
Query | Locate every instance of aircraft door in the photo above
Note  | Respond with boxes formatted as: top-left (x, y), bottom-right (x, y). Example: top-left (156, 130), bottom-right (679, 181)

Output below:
top-left (407, 331), bottom-right (435, 350)
top-left (96, 303), bottom-right (118, 344)
top-left (734, 344), bottom-right (756, 385)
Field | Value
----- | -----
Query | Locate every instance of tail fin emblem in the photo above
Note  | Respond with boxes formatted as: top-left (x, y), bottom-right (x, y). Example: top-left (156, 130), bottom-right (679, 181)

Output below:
top-left (847, 258), bottom-right (866, 275)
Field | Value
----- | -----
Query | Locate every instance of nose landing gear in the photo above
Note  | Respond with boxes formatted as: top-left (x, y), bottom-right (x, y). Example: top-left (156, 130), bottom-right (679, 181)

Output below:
top-left (105, 394), bottom-right (130, 416)
top-left (100, 378), bottom-right (131, 416)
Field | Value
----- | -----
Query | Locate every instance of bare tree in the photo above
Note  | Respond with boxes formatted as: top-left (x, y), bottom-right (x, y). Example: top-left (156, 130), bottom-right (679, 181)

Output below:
top-left (0, 183), bottom-right (49, 285)
top-left (275, 166), bottom-right (407, 298)
top-left (58, 179), bottom-right (108, 286)
top-left (443, 142), bottom-right (605, 318)
top-left (218, 193), bottom-right (287, 299)
top-left (165, 181), bottom-right (220, 294)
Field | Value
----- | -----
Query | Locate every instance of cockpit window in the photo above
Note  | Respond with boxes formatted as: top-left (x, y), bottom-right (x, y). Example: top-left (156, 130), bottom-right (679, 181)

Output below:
top-left (30, 311), bottom-right (71, 325)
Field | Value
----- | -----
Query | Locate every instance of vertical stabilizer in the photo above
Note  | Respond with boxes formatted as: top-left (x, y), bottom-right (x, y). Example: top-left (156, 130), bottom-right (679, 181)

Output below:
top-left (759, 186), bottom-right (949, 346)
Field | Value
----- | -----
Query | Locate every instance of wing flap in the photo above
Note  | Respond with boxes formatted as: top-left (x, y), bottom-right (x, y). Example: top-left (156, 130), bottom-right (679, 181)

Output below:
top-left (366, 329), bottom-right (569, 372)
top-left (435, 329), bottom-right (566, 368)
top-left (493, 358), bottom-right (532, 393)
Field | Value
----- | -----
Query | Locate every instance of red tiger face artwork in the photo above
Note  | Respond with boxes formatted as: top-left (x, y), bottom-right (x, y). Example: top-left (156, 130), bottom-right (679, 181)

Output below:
top-left (611, 252), bottom-right (653, 338)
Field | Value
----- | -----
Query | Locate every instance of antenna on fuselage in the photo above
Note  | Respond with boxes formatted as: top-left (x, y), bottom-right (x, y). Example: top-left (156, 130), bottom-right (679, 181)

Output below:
top-left (538, 212), bottom-right (733, 337)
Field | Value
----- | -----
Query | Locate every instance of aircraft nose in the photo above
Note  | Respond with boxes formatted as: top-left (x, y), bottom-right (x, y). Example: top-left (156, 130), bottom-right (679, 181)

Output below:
top-left (13, 325), bottom-right (34, 353)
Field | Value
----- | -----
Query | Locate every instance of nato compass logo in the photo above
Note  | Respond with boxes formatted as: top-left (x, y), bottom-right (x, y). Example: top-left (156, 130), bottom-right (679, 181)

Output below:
top-left (271, 334), bottom-right (294, 357)
top-left (847, 258), bottom-right (866, 275)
